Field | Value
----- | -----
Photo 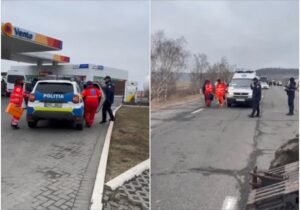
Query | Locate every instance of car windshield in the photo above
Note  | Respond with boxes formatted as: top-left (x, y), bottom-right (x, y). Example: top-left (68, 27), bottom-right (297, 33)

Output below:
top-left (7, 75), bottom-right (24, 83)
top-left (35, 82), bottom-right (73, 94)
top-left (229, 79), bottom-right (252, 88)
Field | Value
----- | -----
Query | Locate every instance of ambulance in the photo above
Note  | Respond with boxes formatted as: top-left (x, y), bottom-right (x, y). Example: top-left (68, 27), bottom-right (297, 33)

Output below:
top-left (227, 70), bottom-right (259, 107)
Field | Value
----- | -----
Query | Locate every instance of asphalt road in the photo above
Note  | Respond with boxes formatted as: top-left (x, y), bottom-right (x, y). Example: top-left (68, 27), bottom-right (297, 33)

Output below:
top-left (2, 97), bottom-right (121, 210)
top-left (151, 86), bottom-right (299, 210)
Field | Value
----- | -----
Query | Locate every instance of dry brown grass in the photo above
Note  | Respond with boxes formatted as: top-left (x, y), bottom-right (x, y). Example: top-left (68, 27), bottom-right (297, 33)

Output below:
top-left (105, 106), bottom-right (149, 181)
top-left (152, 81), bottom-right (202, 110)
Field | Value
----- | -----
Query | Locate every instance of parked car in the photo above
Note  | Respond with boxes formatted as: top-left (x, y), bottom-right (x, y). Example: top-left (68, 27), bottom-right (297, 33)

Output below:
top-left (26, 80), bottom-right (84, 130)
top-left (261, 82), bottom-right (269, 89)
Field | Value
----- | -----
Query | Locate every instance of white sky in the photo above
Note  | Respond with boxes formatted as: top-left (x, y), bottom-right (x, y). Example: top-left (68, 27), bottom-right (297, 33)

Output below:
top-left (152, 0), bottom-right (299, 70)
top-left (2, 0), bottom-right (149, 86)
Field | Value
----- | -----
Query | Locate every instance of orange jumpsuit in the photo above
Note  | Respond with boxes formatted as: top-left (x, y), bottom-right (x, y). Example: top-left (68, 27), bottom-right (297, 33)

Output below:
top-left (215, 82), bottom-right (226, 107)
top-left (204, 83), bottom-right (213, 107)
top-left (9, 84), bottom-right (26, 125)
top-left (82, 87), bottom-right (102, 126)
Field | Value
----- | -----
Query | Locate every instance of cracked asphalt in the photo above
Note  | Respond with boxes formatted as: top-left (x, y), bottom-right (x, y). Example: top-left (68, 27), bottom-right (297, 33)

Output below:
top-left (151, 86), bottom-right (298, 210)
top-left (1, 97), bottom-right (121, 210)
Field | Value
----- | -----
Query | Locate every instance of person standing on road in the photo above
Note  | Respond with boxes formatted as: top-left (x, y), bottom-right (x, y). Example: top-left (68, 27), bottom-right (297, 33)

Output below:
top-left (31, 78), bottom-right (38, 91)
top-left (249, 77), bottom-right (262, 118)
top-left (1, 78), bottom-right (7, 96)
top-left (8, 79), bottom-right (27, 129)
top-left (285, 77), bottom-right (296, 116)
top-left (100, 76), bottom-right (115, 124)
top-left (215, 79), bottom-right (227, 108)
top-left (82, 81), bottom-right (102, 127)
top-left (202, 80), bottom-right (214, 107)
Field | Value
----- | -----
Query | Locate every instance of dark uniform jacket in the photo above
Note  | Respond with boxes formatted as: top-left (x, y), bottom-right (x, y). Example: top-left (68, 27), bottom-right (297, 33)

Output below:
top-left (285, 81), bottom-right (296, 97)
top-left (251, 82), bottom-right (262, 102)
top-left (104, 82), bottom-right (115, 104)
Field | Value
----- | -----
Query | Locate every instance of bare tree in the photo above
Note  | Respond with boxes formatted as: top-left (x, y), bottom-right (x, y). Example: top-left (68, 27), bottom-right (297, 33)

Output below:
top-left (205, 57), bottom-right (235, 84)
top-left (218, 57), bottom-right (235, 83)
top-left (151, 31), bottom-right (188, 101)
top-left (190, 53), bottom-right (209, 94)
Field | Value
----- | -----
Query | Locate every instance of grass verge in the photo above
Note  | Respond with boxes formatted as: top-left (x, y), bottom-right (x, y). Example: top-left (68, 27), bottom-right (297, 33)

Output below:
top-left (105, 106), bottom-right (149, 182)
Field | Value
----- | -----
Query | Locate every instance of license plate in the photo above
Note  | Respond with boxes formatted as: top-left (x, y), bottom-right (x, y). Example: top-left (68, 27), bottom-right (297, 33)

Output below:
top-left (236, 98), bottom-right (245, 102)
top-left (44, 103), bottom-right (62, 108)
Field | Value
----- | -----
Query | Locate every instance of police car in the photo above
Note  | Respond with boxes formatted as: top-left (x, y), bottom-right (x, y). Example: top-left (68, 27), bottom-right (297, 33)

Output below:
top-left (227, 71), bottom-right (258, 107)
top-left (26, 80), bottom-right (84, 130)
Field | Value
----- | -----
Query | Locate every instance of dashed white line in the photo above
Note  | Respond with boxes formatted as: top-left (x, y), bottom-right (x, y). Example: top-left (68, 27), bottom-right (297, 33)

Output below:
top-left (191, 108), bottom-right (204, 114)
top-left (222, 196), bottom-right (238, 210)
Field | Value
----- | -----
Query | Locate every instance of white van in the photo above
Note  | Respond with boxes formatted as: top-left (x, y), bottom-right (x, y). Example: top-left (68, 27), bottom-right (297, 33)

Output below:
top-left (227, 70), bottom-right (258, 107)
top-left (6, 68), bottom-right (37, 95)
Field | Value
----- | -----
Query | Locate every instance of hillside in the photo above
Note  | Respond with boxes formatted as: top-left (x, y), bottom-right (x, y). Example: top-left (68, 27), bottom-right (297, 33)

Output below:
top-left (256, 68), bottom-right (299, 80)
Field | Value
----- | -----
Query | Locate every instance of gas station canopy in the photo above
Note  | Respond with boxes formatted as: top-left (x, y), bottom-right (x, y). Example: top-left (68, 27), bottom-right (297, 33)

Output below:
top-left (2, 22), bottom-right (70, 64)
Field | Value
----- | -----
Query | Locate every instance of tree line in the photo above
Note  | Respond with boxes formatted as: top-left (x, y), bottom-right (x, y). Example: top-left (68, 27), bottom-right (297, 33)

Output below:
top-left (151, 31), bottom-right (235, 101)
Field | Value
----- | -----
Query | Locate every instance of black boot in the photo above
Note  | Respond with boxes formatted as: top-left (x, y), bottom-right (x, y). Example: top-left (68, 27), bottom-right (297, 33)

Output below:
top-left (11, 124), bottom-right (20, 129)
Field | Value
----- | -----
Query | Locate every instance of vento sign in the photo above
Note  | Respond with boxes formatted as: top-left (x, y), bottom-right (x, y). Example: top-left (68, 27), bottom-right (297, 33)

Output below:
top-left (2, 22), bottom-right (35, 40)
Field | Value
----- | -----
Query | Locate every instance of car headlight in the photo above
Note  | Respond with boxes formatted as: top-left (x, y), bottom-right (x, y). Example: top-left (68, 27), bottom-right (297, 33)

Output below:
top-left (227, 92), bottom-right (234, 97)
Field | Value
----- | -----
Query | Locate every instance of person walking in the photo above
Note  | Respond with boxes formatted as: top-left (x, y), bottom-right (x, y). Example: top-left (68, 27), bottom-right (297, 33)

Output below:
top-left (285, 77), bottom-right (296, 116)
top-left (7, 79), bottom-right (27, 129)
top-left (82, 81), bottom-right (102, 127)
top-left (249, 77), bottom-right (262, 118)
top-left (100, 76), bottom-right (115, 124)
top-left (202, 80), bottom-right (214, 107)
top-left (215, 79), bottom-right (226, 108)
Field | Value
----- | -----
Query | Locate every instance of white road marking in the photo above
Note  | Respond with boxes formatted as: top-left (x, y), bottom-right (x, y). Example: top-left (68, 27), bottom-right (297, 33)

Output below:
top-left (222, 196), bottom-right (238, 210)
top-left (191, 108), bottom-right (204, 114)
top-left (106, 159), bottom-right (150, 190)
top-left (90, 105), bottom-right (122, 210)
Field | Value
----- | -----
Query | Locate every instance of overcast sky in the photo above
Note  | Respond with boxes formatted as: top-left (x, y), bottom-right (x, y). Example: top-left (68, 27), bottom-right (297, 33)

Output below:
top-left (152, 0), bottom-right (299, 70)
top-left (2, 0), bottom-right (149, 86)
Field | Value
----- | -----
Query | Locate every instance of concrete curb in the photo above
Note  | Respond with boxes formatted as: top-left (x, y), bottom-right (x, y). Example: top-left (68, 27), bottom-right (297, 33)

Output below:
top-left (122, 104), bottom-right (149, 108)
top-left (90, 105), bottom-right (122, 210)
top-left (106, 159), bottom-right (150, 191)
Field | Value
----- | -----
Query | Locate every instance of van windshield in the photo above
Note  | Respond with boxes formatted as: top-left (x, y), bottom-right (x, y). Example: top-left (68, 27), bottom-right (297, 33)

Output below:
top-left (229, 79), bottom-right (252, 88)
top-left (35, 83), bottom-right (73, 94)
top-left (7, 75), bottom-right (25, 83)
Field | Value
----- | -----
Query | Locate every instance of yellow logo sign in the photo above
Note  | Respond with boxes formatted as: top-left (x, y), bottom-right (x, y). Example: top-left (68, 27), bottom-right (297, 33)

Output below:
top-left (2, 22), bottom-right (13, 37)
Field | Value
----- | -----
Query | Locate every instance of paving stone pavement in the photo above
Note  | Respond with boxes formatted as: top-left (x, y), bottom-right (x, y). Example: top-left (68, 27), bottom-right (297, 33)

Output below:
top-left (2, 99), bottom-right (121, 210)
top-left (2, 140), bottom-right (94, 210)
top-left (102, 169), bottom-right (149, 210)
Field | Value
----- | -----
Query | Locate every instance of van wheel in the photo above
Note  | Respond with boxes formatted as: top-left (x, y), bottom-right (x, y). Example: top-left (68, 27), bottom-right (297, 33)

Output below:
top-left (28, 120), bottom-right (38, 128)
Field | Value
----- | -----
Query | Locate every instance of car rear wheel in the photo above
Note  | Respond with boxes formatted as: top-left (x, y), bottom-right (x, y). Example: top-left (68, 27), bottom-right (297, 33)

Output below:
top-left (28, 120), bottom-right (38, 128)
top-left (75, 123), bottom-right (83, 130)
top-left (75, 118), bottom-right (84, 130)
